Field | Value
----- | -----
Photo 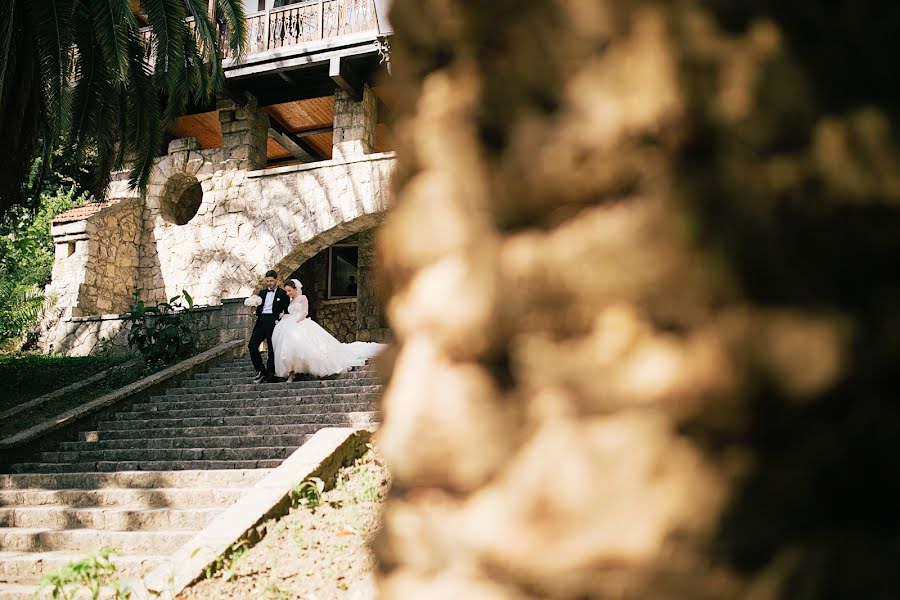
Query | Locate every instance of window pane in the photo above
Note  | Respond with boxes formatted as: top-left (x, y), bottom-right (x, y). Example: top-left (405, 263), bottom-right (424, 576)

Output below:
top-left (330, 246), bottom-right (358, 297)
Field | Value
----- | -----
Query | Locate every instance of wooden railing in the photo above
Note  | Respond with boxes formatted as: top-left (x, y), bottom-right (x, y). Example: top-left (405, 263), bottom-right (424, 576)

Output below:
top-left (140, 0), bottom-right (378, 64)
top-left (243, 0), bottom-right (377, 55)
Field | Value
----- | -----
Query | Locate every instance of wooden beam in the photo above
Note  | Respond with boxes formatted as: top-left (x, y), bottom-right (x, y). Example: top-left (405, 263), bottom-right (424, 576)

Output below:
top-left (295, 125), bottom-right (333, 137)
top-left (268, 117), bottom-right (324, 162)
top-left (329, 56), bottom-right (363, 101)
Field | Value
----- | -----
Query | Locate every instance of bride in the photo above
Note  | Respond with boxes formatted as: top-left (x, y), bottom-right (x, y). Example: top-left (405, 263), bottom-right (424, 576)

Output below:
top-left (271, 279), bottom-right (385, 380)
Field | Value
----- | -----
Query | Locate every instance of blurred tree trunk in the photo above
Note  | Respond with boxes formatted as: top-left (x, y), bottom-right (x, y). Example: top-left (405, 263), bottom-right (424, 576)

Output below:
top-left (374, 1), bottom-right (900, 598)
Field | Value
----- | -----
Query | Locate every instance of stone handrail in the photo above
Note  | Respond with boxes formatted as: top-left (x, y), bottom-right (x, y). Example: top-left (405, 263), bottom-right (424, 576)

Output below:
top-left (0, 358), bottom-right (141, 424)
top-left (0, 340), bottom-right (245, 469)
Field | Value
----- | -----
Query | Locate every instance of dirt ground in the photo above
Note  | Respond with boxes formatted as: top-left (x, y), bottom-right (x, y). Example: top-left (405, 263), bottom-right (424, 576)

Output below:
top-left (183, 449), bottom-right (389, 600)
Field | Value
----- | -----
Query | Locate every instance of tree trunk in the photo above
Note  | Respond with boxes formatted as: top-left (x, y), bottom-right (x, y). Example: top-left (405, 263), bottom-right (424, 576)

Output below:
top-left (373, 1), bottom-right (900, 598)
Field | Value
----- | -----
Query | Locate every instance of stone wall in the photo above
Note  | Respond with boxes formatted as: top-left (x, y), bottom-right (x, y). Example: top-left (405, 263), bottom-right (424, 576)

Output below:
top-left (356, 228), bottom-right (389, 342)
top-left (138, 147), bottom-right (393, 308)
top-left (48, 298), bottom-right (254, 357)
top-left (316, 299), bottom-right (358, 343)
top-left (82, 200), bottom-right (143, 315)
top-left (333, 86), bottom-right (377, 160)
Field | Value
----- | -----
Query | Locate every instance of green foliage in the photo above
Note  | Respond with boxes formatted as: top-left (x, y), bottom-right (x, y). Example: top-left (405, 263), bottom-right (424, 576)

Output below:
top-left (39, 548), bottom-right (132, 599)
top-left (0, 180), bottom-right (88, 346)
top-left (291, 477), bottom-right (325, 509)
top-left (125, 290), bottom-right (199, 365)
top-left (0, 281), bottom-right (45, 344)
top-left (0, 353), bottom-right (153, 439)
top-left (0, 352), bottom-right (136, 409)
top-left (193, 539), bottom-right (250, 582)
top-left (0, 0), bottom-right (247, 217)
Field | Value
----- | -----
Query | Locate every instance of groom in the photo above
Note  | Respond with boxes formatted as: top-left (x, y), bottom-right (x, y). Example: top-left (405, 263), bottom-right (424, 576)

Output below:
top-left (248, 270), bottom-right (289, 383)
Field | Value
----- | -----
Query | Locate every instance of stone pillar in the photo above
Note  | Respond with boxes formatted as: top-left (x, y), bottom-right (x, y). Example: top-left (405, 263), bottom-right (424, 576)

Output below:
top-left (218, 94), bottom-right (269, 170)
top-left (355, 228), bottom-right (389, 342)
top-left (220, 297), bottom-right (255, 345)
top-left (332, 85), bottom-right (377, 160)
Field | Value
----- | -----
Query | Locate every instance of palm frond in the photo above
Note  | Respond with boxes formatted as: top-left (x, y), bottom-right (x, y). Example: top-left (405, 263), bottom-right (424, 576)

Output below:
top-left (124, 28), bottom-right (163, 190)
top-left (182, 0), bottom-right (223, 92)
top-left (25, 0), bottom-right (76, 139)
top-left (216, 0), bottom-right (246, 62)
top-left (0, 0), bottom-right (17, 105)
top-left (0, 2), bottom-right (43, 219)
top-left (89, 0), bottom-right (136, 83)
top-left (68, 4), bottom-right (111, 162)
top-left (142, 0), bottom-right (190, 122)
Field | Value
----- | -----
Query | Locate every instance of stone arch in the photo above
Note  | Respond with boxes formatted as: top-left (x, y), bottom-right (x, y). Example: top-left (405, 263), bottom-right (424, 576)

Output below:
top-left (270, 211), bottom-right (385, 283)
top-left (159, 172), bottom-right (204, 225)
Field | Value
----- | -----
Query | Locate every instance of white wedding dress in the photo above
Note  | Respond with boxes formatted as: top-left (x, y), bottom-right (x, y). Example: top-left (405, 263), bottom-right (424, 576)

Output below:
top-left (271, 295), bottom-right (385, 378)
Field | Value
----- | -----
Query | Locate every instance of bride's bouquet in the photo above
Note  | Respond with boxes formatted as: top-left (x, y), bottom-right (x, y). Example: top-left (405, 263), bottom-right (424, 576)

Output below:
top-left (244, 294), bottom-right (263, 307)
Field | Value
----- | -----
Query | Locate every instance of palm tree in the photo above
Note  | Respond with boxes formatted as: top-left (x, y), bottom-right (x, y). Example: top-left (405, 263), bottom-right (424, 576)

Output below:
top-left (0, 0), bottom-right (246, 218)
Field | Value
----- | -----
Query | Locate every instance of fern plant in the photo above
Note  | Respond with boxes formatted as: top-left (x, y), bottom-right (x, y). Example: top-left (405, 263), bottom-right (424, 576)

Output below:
top-left (0, 280), bottom-right (46, 346)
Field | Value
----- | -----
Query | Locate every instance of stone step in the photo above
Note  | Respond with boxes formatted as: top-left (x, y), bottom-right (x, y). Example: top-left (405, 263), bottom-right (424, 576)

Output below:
top-left (161, 390), bottom-right (381, 406)
top-left (115, 402), bottom-right (377, 422)
top-left (0, 487), bottom-right (244, 509)
top-left (130, 396), bottom-right (374, 413)
top-left (0, 470), bottom-right (269, 491)
top-left (9, 460), bottom-right (284, 474)
top-left (179, 370), bottom-right (377, 388)
top-left (150, 385), bottom-right (380, 403)
top-left (0, 507), bottom-right (220, 531)
top-left (96, 423), bottom-right (368, 441)
top-left (97, 411), bottom-right (379, 431)
top-left (0, 551), bottom-right (165, 584)
top-left (167, 378), bottom-right (382, 395)
top-left (0, 528), bottom-right (192, 554)
top-left (165, 377), bottom-right (384, 396)
top-left (0, 583), bottom-right (39, 599)
top-left (57, 434), bottom-right (313, 452)
top-left (37, 446), bottom-right (297, 465)
top-left (0, 583), bottom-right (106, 600)
top-left (165, 377), bottom-right (384, 400)
top-left (202, 364), bottom-right (379, 377)
top-left (221, 358), bottom-right (377, 369)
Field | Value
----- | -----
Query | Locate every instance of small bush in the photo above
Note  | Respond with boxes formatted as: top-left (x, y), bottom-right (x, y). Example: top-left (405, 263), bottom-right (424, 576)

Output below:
top-left (291, 477), bottom-right (325, 509)
top-left (39, 549), bottom-right (131, 599)
top-left (125, 290), bottom-right (198, 365)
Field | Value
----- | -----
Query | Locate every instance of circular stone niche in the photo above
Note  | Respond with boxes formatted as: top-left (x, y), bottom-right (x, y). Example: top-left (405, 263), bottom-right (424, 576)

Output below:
top-left (160, 173), bottom-right (204, 225)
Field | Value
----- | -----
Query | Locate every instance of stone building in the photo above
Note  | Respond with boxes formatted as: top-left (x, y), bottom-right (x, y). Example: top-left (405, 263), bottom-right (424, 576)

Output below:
top-left (41, 2), bottom-right (394, 355)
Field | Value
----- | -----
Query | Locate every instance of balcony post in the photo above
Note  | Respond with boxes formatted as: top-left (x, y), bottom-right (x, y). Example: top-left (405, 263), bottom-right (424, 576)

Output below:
top-left (319, 0), bottom-right (325, 39)
top-left (264, 8), bottom-right (271, 50)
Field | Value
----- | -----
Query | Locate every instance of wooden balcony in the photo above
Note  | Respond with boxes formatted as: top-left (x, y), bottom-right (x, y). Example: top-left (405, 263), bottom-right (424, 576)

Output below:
top-left (140, 0), bottom-right (385, 68)
top-left (239, 0), bottom-right (380, 54)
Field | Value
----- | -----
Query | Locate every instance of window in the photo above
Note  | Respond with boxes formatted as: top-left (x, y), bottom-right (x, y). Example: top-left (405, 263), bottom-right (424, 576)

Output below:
top-left (328, 245), bottom-right (358, 298)
top-left (67, 242), bottom-right (76, 257)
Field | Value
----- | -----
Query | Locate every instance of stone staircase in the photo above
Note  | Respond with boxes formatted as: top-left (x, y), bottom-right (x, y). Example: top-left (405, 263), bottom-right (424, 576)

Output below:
top-left (0, 355), bottom-right (381, 598)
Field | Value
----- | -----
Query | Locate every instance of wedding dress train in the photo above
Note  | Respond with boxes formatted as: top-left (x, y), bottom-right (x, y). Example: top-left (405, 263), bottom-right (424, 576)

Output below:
top-left (271, 295), bottom-right (384, 378)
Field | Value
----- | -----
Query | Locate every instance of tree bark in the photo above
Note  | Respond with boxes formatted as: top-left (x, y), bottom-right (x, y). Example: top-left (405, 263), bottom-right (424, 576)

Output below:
top-left (374, 1), bottom-right (900, 598)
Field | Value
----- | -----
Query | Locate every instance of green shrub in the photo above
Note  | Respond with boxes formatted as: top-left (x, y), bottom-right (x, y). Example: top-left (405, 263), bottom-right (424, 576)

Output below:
top-left (125, 290), bottom-right (199, 365)
top-left (39, 549), bottom-right (131, 599)
top-left (0, 185), bottom-right (88, 346)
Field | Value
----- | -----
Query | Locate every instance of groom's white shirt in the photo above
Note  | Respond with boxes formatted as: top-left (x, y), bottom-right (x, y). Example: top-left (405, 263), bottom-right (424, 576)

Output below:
top-left (262, 287), bottom-right (276, 314)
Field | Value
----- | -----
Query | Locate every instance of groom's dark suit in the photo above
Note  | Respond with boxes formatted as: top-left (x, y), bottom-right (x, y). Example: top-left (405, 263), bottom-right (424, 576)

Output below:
top-left (248, 286), bottom-right (289, 378)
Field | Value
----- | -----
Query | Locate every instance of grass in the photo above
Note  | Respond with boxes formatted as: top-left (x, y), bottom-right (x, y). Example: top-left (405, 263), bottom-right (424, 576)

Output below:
top-left (0, 352), bottom-right (137, 407)
top-left (0, 352), bottom-right (166, 439)
top-left (184, 448), bottom-right (389, 600)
